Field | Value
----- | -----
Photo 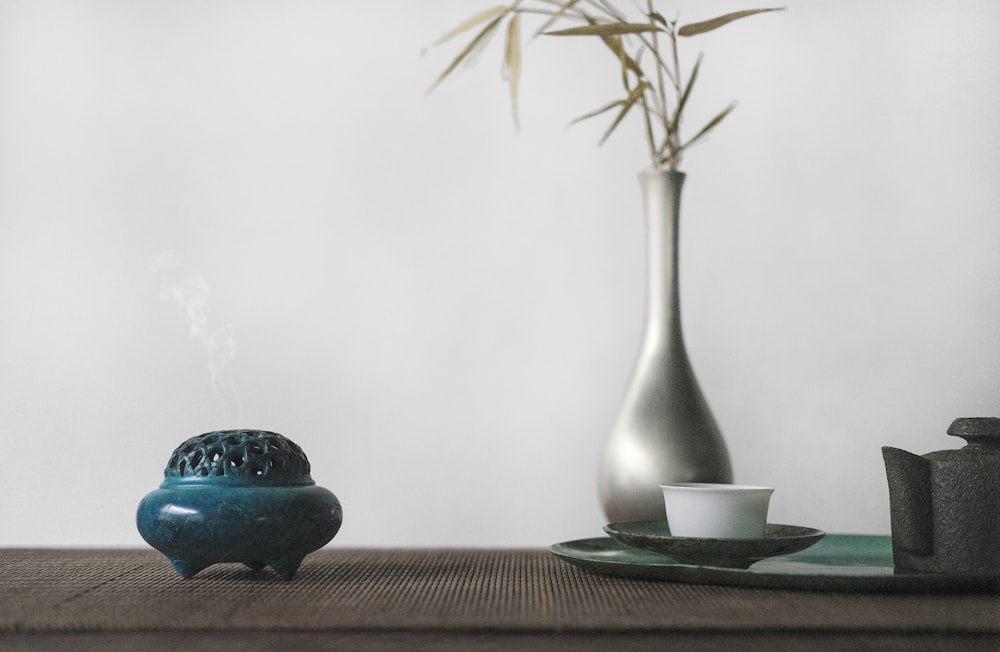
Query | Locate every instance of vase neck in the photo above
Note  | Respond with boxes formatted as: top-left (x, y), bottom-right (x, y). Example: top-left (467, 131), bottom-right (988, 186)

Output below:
top-left (639, 169), bottom-right (686, 353)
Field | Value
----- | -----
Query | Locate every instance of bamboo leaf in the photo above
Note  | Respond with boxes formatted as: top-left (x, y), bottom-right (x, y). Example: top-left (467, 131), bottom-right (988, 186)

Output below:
top-left (463, 25), bottom-right (502, 70)
top-left (570, 13), bottom-right (644, 78)
top-left (681, 102), bottom-right (737, 150)
top-left (431, 5), bottom-right (510, 46)
top-left (503, 13), bottom-right (523, 128)
top-left (532, 0), bottom-right (584, 38)
top-left (599, 34), bottom-right (643, 77)
top-left (648, 11), bottom-right (669, 28)
top-left (599, 81), bottom-right (651, 145)
top-left (428, 14), bottom-right (506, 92)
top-left (678, 8), bottom-right (784, 37)
top-left (546, 22), bottom-right (663, 37)
top-left (671, 52), bottom-right (702, 131)
top-left (569, 98), bottom-right (625, 126)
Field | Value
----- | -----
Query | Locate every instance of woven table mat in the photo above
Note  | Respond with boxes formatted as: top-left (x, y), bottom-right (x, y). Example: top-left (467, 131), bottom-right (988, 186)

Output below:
top-left (2, 548), bottom-right (999, 634)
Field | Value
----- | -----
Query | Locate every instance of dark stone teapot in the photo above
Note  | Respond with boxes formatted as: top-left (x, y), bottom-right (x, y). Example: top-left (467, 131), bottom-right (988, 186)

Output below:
top-left (882, 418), bottom-right (1000, 574)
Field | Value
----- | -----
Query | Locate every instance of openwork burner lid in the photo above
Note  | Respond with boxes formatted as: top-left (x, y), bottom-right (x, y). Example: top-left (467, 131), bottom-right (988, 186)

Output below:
top-left (163, 429), bottom-right (314, 487)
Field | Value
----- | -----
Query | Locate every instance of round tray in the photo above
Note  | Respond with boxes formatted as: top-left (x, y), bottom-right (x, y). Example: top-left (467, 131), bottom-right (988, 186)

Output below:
top-left (549, 534), bottom-right (1000, 592)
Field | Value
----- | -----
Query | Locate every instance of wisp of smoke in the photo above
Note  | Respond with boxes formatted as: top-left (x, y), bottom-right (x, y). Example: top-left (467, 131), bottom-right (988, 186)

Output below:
top-left (151, 250), bottom-right (243, 427)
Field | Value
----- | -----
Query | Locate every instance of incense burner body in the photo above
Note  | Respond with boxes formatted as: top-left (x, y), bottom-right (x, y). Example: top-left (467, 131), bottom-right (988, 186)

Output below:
top-left (137, 430), bottom-right (342, 579)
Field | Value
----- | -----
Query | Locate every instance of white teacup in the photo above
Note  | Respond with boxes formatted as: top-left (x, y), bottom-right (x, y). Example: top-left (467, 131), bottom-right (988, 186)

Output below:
top-left (660, 483), bottom-right (775, 539)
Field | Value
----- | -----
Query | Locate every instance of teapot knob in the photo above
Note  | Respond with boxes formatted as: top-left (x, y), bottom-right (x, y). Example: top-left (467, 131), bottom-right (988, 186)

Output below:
top-left (947, 417), bottom-right (1000, 448)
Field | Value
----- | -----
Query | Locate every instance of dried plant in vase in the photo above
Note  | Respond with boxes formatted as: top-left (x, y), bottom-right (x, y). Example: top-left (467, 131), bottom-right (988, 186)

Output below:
top-left (428, 1), bottom-right (783, 170)
top-left (428, 2), bottom-right (785, 524)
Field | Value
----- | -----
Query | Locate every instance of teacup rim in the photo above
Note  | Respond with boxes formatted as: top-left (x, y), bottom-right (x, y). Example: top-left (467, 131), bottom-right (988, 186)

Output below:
top-left (660, 482), bottom-right (774, 492)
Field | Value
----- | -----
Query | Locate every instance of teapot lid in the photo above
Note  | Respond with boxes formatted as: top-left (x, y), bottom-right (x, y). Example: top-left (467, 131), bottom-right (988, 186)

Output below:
top-left (948, 417), bottom-right (1000, 448)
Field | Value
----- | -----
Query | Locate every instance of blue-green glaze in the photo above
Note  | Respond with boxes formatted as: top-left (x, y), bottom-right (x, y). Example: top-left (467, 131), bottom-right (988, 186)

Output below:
top-left (136, 430), bottom-right (342, 580)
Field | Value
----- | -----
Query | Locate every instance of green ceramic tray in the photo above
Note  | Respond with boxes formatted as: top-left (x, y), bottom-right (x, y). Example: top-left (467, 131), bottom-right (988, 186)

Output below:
top-left (549, 534), bottom-right (1000, 592)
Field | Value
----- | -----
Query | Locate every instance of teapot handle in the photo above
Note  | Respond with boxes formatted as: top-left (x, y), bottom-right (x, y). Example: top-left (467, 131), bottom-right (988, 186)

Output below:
top-left (882, 446), bottom-right (933, 556)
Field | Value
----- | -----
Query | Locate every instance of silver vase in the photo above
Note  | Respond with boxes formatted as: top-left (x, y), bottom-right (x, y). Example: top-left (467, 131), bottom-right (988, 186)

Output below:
top-left (598, 168), bottom-right (733, 523)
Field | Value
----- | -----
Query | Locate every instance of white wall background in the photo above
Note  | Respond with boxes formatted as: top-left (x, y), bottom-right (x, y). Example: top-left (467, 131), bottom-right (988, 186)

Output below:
top-left (1, 0), bottom-right (998, 548)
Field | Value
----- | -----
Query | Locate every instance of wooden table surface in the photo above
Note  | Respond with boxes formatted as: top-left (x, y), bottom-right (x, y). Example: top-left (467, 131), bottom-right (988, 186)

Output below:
top-left (3, 547), bottom-right (999, 650)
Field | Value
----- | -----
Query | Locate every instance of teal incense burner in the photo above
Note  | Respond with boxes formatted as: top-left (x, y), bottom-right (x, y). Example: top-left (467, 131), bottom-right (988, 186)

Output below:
top-left (137, 429), bottom-right (342, 580)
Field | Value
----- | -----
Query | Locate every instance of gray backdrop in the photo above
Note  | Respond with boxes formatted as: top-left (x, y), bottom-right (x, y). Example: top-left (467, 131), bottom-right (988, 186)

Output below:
top-left (2, 0), bottom-right (998, 547)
